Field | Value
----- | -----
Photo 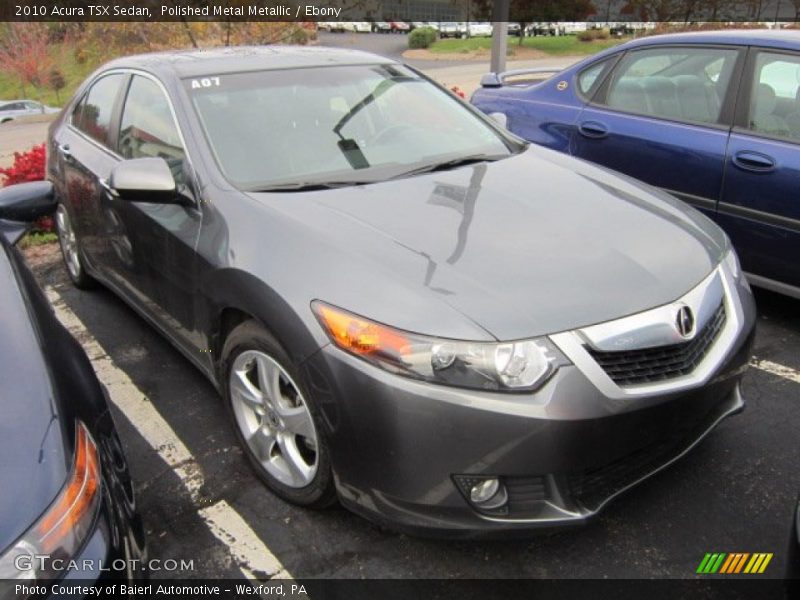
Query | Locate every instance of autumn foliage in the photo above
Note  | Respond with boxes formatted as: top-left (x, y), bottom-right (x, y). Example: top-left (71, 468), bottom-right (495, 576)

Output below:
top-left (0, 23), bottom-right (54, 98)
top-left (0, 144), bottom-right (53, 232)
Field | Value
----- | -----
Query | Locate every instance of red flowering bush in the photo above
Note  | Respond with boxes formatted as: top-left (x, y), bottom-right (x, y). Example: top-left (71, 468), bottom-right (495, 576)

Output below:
top-left (0, 143), bottom-right (53, 233)
top-left (0, 143), bottom-right (46, 185)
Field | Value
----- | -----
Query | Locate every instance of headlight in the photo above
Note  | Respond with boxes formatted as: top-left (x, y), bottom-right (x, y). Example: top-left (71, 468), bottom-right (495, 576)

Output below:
top-left (312, 301), bottom-right (568, 391)
top-left (0, 421), bottom-right (102, 582)
top-left (724, 248), bottom-right (741, 279)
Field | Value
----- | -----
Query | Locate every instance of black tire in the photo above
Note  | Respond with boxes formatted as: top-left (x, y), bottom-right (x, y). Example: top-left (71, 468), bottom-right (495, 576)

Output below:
top-left (221, 321), bottom-right (337, 508)
top-left (54, 202), bottom-right (95, 289)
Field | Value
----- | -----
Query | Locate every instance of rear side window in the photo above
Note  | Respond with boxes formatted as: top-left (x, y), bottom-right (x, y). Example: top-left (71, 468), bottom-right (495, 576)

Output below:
top-left (747, 51), bottom-right (800, 142)
top-left (118, 75), bottom-right (185, 181)
top-left (74, 74), bottom-right (125, 146)
top-left (577, 58), bottom-right (613, 98)
top-left (602, 47), bottom-right (738, 125)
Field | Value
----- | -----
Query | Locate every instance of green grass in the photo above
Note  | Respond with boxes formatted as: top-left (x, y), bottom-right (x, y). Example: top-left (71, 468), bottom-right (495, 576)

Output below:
top-left (18, 231), bottom-right (58, 248)
top-left (0, 44), bottom-right (103, 107)
top-left (429, 35), bottom-right (628, 56)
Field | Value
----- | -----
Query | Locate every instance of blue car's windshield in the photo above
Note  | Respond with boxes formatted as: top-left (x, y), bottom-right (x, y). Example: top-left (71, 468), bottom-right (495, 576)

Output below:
top-left (185, 64), bottom-right (517, 190)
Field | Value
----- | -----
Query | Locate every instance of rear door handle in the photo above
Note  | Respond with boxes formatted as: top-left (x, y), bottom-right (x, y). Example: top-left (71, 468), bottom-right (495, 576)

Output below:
top-left (577, 121), bottom-right (609, 139)
top-left (732, 150), bottom-right (775, 173)
top-left (57, 143), bottom-right (71, 158)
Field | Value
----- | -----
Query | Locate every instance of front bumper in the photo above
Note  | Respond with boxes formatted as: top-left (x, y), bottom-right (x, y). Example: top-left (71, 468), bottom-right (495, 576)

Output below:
top-left (301, 268), bottom-right (756, 538)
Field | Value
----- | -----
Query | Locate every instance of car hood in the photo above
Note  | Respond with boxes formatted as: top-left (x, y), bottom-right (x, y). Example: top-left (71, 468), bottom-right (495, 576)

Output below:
top-left (0, 245), bottom-right (68, 553)
top-left (251, 146), bottom-right (726, 340)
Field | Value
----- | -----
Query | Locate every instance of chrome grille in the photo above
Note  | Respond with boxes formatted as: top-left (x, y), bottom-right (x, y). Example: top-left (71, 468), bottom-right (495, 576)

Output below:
top-left (586, 302), bottom-right (726, 386)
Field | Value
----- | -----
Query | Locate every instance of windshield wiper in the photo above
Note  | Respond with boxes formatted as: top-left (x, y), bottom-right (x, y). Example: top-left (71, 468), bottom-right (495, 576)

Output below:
top-left (247, 180), bottom-right (374, 192)
top-left (389, 154), bottom-right (507, 180)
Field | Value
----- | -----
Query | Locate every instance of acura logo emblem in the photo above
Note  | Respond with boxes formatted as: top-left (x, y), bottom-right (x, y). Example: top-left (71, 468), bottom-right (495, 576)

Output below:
top-left (676, 305), bottom-right (695, 338)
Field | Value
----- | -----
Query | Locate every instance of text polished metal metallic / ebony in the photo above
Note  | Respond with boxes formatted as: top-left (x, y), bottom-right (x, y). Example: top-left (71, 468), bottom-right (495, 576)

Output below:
top-left (47, 46), bottom-right (756, 537)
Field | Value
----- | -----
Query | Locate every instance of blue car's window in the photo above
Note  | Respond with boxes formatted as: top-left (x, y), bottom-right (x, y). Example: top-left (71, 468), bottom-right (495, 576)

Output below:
top-left (603, 47), bottom-right (738, 125)
top-left (577, 58), bottom-right (613, 98)
top-left (185, 64), bottom-right (514, 190)
top-left (748, 51), bottom-right (800, 142)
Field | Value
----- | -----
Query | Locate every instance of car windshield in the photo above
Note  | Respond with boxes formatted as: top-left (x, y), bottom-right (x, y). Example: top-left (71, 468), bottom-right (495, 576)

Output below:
top-left (185, 64), bottom-right (516, 190)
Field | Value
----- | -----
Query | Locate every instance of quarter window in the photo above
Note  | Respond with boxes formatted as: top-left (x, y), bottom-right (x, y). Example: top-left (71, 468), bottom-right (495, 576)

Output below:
top-left (747, 51), bottom-right (800, 142)
top-left (118, 76), bottom-right (185, 181)
top-left (603, 47), bottom-right (738, 125)
top-left (577, 58), bottom-right (612, 97)
top-left (74, 74), bottom-right (125, 146)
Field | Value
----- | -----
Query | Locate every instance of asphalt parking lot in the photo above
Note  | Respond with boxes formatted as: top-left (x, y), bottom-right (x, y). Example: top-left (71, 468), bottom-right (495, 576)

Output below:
top-left (22, 242), bottom-right (800, 581)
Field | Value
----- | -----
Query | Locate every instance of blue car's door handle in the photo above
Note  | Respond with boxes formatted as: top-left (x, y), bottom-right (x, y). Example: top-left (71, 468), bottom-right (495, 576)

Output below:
top-left (577, 121), bottom-right (609, 139)
top-left (732, 150), bottom-right (776, 173)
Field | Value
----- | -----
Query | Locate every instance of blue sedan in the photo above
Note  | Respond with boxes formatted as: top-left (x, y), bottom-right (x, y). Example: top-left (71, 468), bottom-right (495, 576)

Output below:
top-left (472, 30), bottom-right (800, 299)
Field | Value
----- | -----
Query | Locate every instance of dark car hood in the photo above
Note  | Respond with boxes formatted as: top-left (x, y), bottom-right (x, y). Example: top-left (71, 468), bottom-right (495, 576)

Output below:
top-left (0, 245), bottom-right (68, 553)
top-left (252, 146), bottom-right (726, 340)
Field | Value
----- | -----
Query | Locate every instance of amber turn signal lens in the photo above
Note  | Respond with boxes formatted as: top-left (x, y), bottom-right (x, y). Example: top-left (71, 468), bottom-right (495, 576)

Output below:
top-left (37, 422), bottom-right (100, 553)
top-left (313, 303), bottom-right (410, 355)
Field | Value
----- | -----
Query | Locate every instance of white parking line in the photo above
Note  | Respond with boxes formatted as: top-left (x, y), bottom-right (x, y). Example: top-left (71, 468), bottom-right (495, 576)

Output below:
top-left (44, 286), bottom-right (290, 581)
top-left (200, 501), bottom-right (290, 580)
top-left (751, 358), bottom-right (800, 384)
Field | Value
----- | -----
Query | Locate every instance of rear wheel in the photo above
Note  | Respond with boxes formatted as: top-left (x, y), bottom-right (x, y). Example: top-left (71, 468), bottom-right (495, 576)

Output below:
top-left (55, 203), bottom-right (94, 289)
top-left (222, 321), bottom-right (336, 508)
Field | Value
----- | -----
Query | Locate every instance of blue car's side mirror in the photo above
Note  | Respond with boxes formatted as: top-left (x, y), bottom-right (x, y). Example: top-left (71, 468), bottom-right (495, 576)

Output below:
top-left (480, 73), bottom-right (502, 88)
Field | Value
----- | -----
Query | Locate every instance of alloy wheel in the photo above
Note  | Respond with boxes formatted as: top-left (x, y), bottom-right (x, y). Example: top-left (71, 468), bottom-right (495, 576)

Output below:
top-left (229, 350), bottom-right (319, 488)
top-left (55, 204), bottom-right (82, 280)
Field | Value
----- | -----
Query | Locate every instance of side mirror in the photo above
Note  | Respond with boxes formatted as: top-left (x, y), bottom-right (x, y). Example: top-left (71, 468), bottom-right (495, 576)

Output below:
top-left (480, 73), bottom-right (502, 88)
top-left (488, 112), bottom-right (508, 129)
top-left (0, 180), bottom-right (55, 222)
top-left (108, 157), bottom-right (181, 204)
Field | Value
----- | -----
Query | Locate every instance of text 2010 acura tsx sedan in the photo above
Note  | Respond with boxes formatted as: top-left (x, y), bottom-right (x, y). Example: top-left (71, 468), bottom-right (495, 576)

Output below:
top-left (47, 46), bottom-right (756, 537)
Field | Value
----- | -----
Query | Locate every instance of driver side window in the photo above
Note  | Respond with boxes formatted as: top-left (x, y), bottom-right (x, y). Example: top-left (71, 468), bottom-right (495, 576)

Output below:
top-left (118, 75), bottom-right (185, 183)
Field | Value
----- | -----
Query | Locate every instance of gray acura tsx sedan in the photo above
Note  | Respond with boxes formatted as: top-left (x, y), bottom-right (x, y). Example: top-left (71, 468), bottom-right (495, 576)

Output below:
top-left (47, 46), bottom-right (756, 537)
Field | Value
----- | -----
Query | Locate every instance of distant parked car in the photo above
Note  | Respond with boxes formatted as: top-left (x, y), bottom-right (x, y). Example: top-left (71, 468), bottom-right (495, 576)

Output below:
top-left (467, 22), bottom-right (493, 37)
top-left (0, 100), bottom-right (59, 123)
top-left (317, 22), bottom-right (345, 33)
top-left (472, 30), bottom-right (800, 299)
top-left (0, 181), bottom-right (145, 584)
top-left (389, 21), bottom-right (411, 34)
top-left (345, 22), bottom-right (372, 33)
top-left (507, 23), bottom-right (522, 37)
top-left (438, 22), bottom-right (466, 39)
top-left (526, 22), bottom-right (561, 36)
top-left (371, 21), bottom-right (392, 33)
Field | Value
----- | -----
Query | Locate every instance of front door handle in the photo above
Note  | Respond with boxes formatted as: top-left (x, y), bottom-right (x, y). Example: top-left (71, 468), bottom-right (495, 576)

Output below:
top-left (577, 121), bottom-right (609, 139)
top-left (732, 150), bottom-right (776, 173)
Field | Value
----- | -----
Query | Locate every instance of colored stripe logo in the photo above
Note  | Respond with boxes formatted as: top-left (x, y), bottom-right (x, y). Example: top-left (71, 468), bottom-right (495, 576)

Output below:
top-left (697, 552), bottom-right (773, 574)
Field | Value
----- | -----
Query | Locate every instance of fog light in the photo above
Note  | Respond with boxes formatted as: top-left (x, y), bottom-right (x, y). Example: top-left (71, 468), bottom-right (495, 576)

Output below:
top-left (469, 478), bottom-right (508, 510)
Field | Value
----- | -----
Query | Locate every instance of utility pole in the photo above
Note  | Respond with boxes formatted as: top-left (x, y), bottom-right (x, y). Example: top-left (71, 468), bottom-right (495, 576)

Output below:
top-left (490, 0), bottom-right (510, 74)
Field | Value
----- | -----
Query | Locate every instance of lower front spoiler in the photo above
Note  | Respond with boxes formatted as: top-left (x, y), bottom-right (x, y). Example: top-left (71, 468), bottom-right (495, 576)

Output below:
top-left (337, 382), bottom-right (745, 540)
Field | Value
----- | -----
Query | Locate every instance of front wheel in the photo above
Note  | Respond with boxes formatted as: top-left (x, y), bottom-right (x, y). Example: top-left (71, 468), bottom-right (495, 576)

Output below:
top-left (222, 321), bottom-right (336, 508)
top-left (55, 203), bottom-right (95, 289)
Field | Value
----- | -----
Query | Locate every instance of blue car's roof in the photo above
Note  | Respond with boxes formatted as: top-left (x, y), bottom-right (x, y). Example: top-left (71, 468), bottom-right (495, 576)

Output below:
top-left (621, 29), bottom-right (800, 51)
